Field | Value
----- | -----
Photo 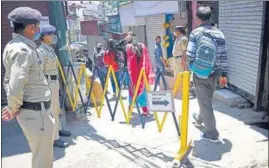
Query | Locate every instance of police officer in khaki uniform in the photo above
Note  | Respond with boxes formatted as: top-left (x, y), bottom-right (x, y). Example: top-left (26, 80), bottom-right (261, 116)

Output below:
top-left (2, 7), bottom-right (55, 168)
top-left (172, 25), bottom-right (188, 76)
top-left (38, 24), bottom-right (71, 148)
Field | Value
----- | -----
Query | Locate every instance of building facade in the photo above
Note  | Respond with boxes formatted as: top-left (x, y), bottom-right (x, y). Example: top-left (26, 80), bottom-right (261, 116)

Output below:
top-left (119, 1), bottom-right (187, 68)
top-left (219, 1), bottom-right (268, 111)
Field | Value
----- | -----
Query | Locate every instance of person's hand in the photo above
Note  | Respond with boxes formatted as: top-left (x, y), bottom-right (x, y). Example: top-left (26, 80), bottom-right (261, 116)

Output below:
top-left (219, 76), bottom-right (228, 88)
top-left (162, 58), bottom-right (168, 68)
top-left (2, 106), bottom-right (19, 121)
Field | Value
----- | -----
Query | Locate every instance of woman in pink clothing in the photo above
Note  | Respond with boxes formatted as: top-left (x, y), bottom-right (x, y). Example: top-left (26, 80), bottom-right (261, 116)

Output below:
top-left (125, 32), bottom-right (154, 116)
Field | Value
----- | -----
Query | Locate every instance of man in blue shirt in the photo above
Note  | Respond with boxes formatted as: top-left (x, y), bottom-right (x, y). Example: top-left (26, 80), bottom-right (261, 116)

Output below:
top-left (187, 6), bottom-right (228, 143)
top-left (154, 36), bottom-right (165, 86)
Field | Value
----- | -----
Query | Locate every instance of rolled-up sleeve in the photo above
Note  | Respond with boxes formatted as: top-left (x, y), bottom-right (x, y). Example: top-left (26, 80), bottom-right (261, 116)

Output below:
top-left (181, 38), bottom-right (188, 52)
top-left (6, 50), bottom-right (32, 113)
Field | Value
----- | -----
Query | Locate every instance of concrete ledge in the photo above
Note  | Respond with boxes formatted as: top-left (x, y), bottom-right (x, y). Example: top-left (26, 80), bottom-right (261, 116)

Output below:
top-left (214, 89), bottom-right (248, 108)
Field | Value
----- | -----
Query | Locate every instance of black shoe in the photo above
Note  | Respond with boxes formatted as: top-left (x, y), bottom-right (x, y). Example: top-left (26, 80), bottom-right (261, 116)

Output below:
top-left (201, 132), bottom-right (220, 143)
top-left (59, 130), bottom-right (71, 137)
top-left (54, 139), bottom-right (69, 148)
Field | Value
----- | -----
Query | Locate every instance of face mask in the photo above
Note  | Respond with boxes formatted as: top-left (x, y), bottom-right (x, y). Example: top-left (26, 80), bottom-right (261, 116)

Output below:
top-left (51, 35), bottom-right (58, 44)
top-left (33, 31), bottom-right (41, 41)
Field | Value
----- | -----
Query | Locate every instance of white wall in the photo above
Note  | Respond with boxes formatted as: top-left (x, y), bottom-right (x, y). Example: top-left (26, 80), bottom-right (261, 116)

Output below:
top-left (145, 14), bottom-right (167, 68)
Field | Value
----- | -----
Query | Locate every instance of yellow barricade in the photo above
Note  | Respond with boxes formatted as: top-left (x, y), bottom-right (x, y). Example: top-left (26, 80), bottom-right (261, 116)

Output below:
top-left (57, 61), bottom-right (98, 113)
top-left (58, 61), bottom-right (191, 163)
top-left (174, 71), bottom-right (192, 163)
top-left (127, 69), bottom-right (191, 163)
top-left (96, 66), bottom-right (128, 121)
top-left (127, 69), bottom-right (184, 132)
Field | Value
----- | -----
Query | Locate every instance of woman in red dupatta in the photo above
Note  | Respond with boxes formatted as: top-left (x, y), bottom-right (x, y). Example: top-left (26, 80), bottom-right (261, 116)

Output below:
top-left (125, 32), bottom-right (154, 116)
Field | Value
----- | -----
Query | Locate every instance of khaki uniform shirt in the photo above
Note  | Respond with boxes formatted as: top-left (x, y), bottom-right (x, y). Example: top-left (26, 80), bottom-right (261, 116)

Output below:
top-left (37, 43), bottom-right (59, 75)
top-left (172, 35), bottom-right (188, 57)
top-left (2, 33), bottom-right (51, 113)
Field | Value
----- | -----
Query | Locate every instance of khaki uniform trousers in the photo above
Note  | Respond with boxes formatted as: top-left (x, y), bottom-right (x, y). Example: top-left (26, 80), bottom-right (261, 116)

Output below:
top-left (171, 57), bottom-right (185, 77)
top-left (17, 103), bottom-right (55, 168)
top-left (47, 76), bottom-right (62, 140)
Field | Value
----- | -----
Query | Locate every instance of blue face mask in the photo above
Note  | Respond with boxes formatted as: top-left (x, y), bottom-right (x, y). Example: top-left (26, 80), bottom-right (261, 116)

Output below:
top-left (51, 35), bottom-right (58, 44)
top-left (33, 31), bottom-right (41, 41)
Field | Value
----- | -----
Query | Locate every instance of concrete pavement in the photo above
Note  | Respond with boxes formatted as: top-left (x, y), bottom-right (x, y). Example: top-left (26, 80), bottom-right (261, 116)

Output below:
top-left (1, 89), bottom-right (268, 168)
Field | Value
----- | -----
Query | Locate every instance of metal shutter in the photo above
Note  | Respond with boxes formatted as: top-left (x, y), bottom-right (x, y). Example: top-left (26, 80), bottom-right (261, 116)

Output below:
top-left (219, 1), bottom-right (264, 96)
top-left (146, 14), bottom-right (167, 68)
top-left (129, 26), bottom-right (146, 45)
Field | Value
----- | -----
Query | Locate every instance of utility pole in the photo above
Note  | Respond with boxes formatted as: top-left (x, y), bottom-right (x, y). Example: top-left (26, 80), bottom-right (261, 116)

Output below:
top-left (48, 1), bottom-right (72, 125)
top-left (48, 1), bottom-right (71, 66)
top-left (187, 1), bottom-right (193, 36)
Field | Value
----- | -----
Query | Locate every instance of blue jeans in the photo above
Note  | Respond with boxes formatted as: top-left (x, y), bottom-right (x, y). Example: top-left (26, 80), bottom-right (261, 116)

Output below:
top-left (155, 66), bottom-right (164, 88)
top-left (122, 71), bottom-right (129, 87)
top-left (97, 68), bottom-right (107, 87)
top-left (110, 71), bottom-right (122, 94)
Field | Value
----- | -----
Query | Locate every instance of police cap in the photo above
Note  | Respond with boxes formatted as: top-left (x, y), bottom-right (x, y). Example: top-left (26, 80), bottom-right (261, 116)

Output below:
top-left (8, 7), bottom-right (42, 25)
top-left (40, 25), bottom-right (56, 35)
top-left (174, 25), bottom-right (185, 31)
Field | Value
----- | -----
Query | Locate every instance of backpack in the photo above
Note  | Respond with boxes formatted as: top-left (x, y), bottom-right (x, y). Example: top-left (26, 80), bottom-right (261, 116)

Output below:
top-left (189, 28), bottom-right (218, 79)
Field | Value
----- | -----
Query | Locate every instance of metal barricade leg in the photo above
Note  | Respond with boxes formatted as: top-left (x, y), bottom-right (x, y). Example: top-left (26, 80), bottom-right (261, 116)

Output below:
top-left (160, 72), bottom-right (181, 137)
top-left (69, 61), bottom-right (87, 114)
top-left (98, 66), bottom-right (114, 118)
top-left (60, 62), bottom-right (72, 111)
top-left (173, 72), bottom-right (191, 166)
top-left (58, 62), bottom-right (72, 128)
top-left (112, 68), bottom-right (126, 121)
top-left (96, 66), bottom-right (116, 118)
top-left (85, 66), bottom-right (97, 113)
top-left (152, 71), bottom-right (181, 136)
top-left (130, 70), bottom-right (145, 128)
top-left (127, 69), bottom-right (146, 128)
top-left (110, 67), bottom-right (130, 124)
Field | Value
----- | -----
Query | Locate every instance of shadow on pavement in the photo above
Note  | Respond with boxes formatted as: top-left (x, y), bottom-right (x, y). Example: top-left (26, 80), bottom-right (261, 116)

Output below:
top-left (65, 111), bottom-right (173, 168)
top-left (192, 138), bottom-right (232, 162)
top-left (180, 146), bottom-right (195, 168)
top-left (1, 112), bottom-right (77, 160)
top-left (1, 119), bottom-right (31, 157)
top-left (82, 132), bottom-right (174, 168)
top-left (2, 108), bottom-right (172, 168)
top-left (213, 101), bottom-right (269, 138)
top-left (119, 112), bottom-right (155, 128)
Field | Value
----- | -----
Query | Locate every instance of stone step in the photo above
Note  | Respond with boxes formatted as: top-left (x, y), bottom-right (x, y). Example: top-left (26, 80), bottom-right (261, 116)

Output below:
top-left (213, 89), bottom-right (250, 108)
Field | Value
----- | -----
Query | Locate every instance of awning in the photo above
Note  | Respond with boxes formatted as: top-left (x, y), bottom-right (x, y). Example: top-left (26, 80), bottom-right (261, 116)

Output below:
top-left (119, 3), bottom-right (136, 26)
top-left (119, 1), bottom-right (180, 27)
top-left (133, 1), bottom-right (179, 17)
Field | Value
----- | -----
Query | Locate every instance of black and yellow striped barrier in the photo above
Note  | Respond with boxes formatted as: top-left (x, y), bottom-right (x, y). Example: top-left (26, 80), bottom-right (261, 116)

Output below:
top-left (58, 60), bottom-right (98, 114)
top-left (58, 60), bottom-right (191, 165)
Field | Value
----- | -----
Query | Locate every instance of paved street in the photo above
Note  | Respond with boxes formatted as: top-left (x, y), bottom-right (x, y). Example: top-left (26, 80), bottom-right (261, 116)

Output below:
top-left (1, 88), bottom-right (268, 168)
top-left (1, 1), bottom-right (268, 168)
